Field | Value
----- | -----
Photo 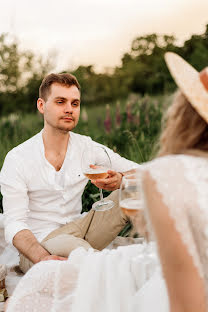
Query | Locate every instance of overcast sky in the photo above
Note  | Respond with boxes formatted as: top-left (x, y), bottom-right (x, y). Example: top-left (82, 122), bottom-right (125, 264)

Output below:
top-left (1, 0), bottom-right (208, 72)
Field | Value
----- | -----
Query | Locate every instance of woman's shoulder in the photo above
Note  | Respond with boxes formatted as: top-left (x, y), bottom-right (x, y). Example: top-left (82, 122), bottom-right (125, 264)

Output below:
top-left (143, 153), bottom-right (208, 174)
top-left (142, 154), bottom-right (208, 204)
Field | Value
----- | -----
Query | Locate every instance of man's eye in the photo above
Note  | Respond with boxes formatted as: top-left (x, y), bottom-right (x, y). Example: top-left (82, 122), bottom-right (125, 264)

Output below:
top-left (72, 102), bottom-right (79, 107)
top-left (57, 101), bottom-right (63, 104)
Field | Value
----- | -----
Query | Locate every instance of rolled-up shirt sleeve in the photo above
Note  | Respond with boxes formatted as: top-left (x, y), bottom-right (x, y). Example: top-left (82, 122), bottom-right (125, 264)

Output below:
top-left (0, 152), bottom-right (30, 245)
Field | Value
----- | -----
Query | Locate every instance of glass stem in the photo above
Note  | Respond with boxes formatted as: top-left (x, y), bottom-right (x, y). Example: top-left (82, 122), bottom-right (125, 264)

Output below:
top-left (99, 188), bottom-right (104, 202)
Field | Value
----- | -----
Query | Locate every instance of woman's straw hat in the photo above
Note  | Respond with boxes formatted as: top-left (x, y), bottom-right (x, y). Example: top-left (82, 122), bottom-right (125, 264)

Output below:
top-left (165, 52), bottom-right (208, 123)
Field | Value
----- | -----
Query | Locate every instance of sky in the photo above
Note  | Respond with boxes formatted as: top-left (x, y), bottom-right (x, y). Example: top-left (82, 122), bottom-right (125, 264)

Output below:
top-left (0, 0), bottom-right (208, 72)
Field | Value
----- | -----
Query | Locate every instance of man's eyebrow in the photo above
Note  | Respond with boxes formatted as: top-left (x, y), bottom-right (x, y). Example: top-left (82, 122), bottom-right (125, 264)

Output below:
top-left (54, 96), bottom-right (67, 100)
top-left (54, 97), bottom-right (80, 101)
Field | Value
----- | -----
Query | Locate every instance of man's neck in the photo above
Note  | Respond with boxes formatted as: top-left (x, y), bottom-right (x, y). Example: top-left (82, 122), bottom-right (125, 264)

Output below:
top-left (42, 126), bottom-right (70, 156)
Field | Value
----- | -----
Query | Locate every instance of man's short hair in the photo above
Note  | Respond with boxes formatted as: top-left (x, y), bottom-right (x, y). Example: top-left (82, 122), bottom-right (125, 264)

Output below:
top-left (39, 73), bottom-right (81, 101)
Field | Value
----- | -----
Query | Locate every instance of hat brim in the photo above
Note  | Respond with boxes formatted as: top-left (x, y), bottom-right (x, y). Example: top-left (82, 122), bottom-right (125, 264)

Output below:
top-left (165, 52), bottom-right (208, 123)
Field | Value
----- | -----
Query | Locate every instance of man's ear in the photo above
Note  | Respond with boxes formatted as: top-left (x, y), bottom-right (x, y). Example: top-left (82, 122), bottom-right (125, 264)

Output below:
top-left (37, 98), bottom-right (45, 114)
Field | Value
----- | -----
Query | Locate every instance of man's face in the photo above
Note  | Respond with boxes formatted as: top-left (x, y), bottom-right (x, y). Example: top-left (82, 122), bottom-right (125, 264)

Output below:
top-left (38, 83), bottom-right (81, 132)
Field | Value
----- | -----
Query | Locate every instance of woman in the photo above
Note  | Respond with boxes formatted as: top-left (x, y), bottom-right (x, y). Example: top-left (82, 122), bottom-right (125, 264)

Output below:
top-left (5, 53), bottom-right (208, 311)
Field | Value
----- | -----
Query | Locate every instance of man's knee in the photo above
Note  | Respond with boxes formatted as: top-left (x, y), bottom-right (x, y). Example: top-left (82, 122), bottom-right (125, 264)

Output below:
top-left (19, 234), bottom-right (93, 274)
top-left (41, 234), bottom-right (92, 258)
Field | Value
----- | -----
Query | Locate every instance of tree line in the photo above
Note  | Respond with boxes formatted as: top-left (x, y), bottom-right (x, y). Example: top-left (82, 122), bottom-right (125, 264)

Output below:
top-left (0, 25), bottom-right (208, 115)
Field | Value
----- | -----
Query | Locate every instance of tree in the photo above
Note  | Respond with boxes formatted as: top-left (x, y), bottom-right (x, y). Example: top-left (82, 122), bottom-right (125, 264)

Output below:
top-left (0, 33), bottom-right (53, 115)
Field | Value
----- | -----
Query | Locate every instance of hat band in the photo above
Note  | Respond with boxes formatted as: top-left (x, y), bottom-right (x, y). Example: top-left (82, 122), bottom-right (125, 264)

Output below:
top-left (200, 68), bottom-right (208, 91)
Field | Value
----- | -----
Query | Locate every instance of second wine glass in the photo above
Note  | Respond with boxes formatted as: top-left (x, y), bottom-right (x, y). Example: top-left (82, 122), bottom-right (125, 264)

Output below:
top-left (81, 145), bottom-right (114, 211)
top-left (119, 173), bottom-right (147, 240)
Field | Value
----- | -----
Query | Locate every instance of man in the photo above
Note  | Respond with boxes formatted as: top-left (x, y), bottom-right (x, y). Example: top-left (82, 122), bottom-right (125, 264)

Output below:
top-left (0, 73), bottom-right (139, 273)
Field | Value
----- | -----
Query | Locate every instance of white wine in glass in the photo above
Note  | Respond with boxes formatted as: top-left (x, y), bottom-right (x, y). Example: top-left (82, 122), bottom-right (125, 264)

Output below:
top-left (120, 198), bottom-right (142, 217)
top-left (84, 168), bottom-right (109, 180)
top-left (119, 174), bottom-right (143, 217)
top-left (82, 146), bottom-right (114, 211)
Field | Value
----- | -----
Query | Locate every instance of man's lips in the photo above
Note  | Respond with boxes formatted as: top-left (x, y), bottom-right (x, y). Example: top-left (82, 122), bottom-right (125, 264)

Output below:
top-left (61, 117), bottom-right (74, 121)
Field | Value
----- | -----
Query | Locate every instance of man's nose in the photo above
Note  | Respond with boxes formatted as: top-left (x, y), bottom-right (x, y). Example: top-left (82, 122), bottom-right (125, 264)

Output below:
top-left (64, 102), bottom-right (73, 114)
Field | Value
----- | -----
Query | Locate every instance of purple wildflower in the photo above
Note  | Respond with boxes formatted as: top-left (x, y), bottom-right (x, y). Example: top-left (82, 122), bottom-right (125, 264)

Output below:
top-left (115, 101), bottom-right (121, 128)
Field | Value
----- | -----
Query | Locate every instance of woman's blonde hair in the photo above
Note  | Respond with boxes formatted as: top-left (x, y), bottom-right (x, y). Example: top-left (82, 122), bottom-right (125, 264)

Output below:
top-left (158, 91), bottom-right (208, 157)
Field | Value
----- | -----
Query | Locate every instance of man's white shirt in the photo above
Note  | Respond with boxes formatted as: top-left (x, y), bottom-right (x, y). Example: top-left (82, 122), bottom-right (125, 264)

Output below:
top-left (0, 130), bottom-right (139, 245)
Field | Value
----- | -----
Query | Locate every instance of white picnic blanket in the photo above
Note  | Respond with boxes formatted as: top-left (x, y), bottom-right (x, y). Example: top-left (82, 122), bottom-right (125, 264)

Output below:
top-left (0, 214), bottom-right (22, 311)
top-left (0, 214), bottom-right (21, 296)
top-left (0, 214), bottom-right (19, 269)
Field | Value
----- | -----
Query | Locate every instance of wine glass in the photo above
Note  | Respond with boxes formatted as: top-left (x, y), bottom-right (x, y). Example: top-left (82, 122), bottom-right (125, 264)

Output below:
top-left (119, 173), bottom-right (147, 239)
top-left (81, 145), bottom-right (114, 211)
top-left (119, 173), bottom-right (143, 216)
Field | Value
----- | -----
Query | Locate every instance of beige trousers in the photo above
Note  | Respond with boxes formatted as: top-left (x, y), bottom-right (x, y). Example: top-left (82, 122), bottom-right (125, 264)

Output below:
top-left (19, 190), bottom-right (129, 273)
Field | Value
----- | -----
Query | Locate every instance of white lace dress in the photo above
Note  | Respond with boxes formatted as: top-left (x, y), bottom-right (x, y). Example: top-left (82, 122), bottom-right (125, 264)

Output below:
top-left (6, 155), bottom-right (208, 312)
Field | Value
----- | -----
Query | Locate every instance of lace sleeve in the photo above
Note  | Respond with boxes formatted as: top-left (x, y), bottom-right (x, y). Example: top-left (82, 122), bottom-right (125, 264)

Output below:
top-left (142, 155), bottom-right (204, 279)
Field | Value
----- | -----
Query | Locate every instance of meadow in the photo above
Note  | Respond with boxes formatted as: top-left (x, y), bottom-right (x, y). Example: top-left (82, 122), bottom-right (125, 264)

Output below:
top-left (0, 93), bottom-right (172, 234)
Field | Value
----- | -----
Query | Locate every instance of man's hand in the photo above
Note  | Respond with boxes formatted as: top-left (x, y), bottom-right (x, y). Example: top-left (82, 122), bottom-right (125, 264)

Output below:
top-left (41, 255), bottom-right (68, 261)
top-left (91, 170), bottom-right (122, 191)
